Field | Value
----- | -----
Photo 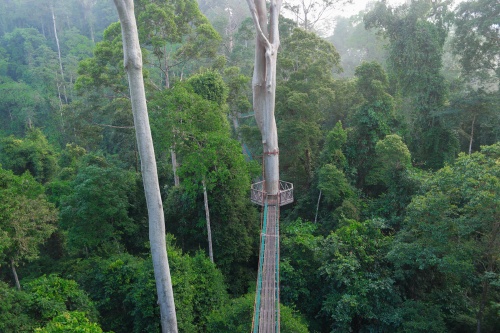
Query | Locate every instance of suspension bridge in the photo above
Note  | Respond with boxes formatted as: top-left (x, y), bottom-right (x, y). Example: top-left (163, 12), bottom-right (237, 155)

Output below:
top-left (251, 180), bottom-right (293, 333)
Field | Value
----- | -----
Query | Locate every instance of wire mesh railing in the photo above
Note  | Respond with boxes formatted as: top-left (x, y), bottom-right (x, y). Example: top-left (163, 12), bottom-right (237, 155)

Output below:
top-left (250, 181), bottom-right (293, 206)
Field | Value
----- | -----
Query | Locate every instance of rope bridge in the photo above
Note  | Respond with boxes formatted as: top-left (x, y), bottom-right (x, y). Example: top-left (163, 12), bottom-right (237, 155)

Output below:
top-left (251, 181), bottom-right (293, 333)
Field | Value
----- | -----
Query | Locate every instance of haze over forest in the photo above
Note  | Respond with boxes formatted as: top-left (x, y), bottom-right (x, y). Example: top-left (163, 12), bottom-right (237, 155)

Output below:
top-left (0, 0), bottom-right (499, 332)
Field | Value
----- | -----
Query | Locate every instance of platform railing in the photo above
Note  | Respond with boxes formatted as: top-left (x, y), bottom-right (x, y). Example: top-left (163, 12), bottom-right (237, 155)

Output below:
top-left (251, 181), bottom-right (266, 206)
top-left (251, 180), bottom-right (293, 206)
top-left (279, 181), bottom-right (294, 206)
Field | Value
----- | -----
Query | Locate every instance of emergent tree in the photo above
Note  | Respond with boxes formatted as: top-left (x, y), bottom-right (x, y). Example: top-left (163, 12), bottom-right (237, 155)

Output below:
top-left (112, 1), bottom-right (177, 332)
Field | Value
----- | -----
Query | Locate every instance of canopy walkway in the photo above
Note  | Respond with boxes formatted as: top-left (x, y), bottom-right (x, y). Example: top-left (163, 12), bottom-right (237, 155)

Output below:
top-left (251, 181), bottom-right (293, 333)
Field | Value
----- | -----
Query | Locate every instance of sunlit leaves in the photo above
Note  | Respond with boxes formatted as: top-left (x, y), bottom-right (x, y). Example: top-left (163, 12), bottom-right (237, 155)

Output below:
top-left (25, 275), bottom-right (97, 324)
top-left (35, 311), bottom-right (104, 333)
top-left (0, 167), bottom-right (57, 269)
top-left (0, 129), bottom-right (58, 184)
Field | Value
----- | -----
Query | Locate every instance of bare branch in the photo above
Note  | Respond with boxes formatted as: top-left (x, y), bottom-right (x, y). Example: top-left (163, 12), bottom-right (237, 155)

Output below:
top-left (246, 0), bottom-right (272, 50)
top-left (92, 123), bottom-right (134, 129)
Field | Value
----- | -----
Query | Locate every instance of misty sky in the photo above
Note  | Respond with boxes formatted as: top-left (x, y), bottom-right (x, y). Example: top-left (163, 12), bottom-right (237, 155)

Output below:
top-left (337, 0), bottom-right (464, 16)
top-left (338, 0), bottom-right (408, 17)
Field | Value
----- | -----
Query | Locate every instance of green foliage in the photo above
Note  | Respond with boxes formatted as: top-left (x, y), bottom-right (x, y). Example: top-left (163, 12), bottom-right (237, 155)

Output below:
top-left (278, 28), bottom-right (341, 81)
top-left (164, 132), bottom-right (259, 294)
top-left (1, 27), bottom-right (57, 85)
top-left (152, 75), bottom-right (258, 294)
top-left (0, 128), bottom-right (58, 183)
top-left (0, 27), bottom-right (62, 137)
top-left (0, 281), bottom-right (35, 332)
top-left (388, 143), bottom-right (500, 331)
top-left (452, 0), bottom-right (500, 83)
top-left (368, 134), bottom-right (412, 186)
top-left (24, 275), bottom-right (97, 325)
top-left (318, 164), bottom-right (354, 206)
top-left (135, 0), bottom-right (221, 86)
top-left (395, 300), bottom-right (447, 333)
top-left (367, 135), bottom-right (422, 228)
top-left (152, 245), bottom-right (228, 333)
top-left (57, 143), bottom-right (87, 180)
top-left (346, 62), bottom-right (395, 188)
top-left (276, 28), bottom-right (342, 193)
top-left (188, 70), bottom-right (228, 106)
top-left (76, 254), bottom-right (143, 332)
top-left (35, 311), bottom-right (104, 333)
top-left (150, 81), bottom-right (229, 155)
top-left (0, 275), bottom-right (97, 332)
top-left (1, 2), bottom-right (499, 332)
top-left (0, 80), bottom-right (49, 136)
top-left (77, 242), bottom-right (228, 333)
top-left (59, 161), bottom-right (136, 255)
top-left (226, 17), bottom-right (256, 76)
top-left (280, 217), bottom-right (398, 333)
top-left (318, 219), bottom-right (397, 332)
top-left (419, 124), bottom-right (459, 170)
top-left (364, 1), bottom-right (459, 169)
top-left (320, 121), bottom-right (348, 167)
top-left (0, 167), bottom-right (57, 275)
top-left (445, 87), bottom-right (500, 153)
top-left (75, 22), bottom-right (126, 94)
top-left (206, 293), bottom-right (310, 333)
top-left (69, 22), bottom-right (135, 163)
top-left (60, 28), bottom-right (94, 60)
top-left (222, 66), bottom-right (252, 136)
top-left (354, 61), bottom-right (389, 100)
top-left (280, 219), bottom-right (324, 331)
top-left (324, 78), bottom-right (364, 132)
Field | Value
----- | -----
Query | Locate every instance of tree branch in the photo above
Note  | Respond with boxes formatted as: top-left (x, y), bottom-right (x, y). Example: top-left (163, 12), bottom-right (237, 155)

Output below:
top-left (246, 0), bottom-right (272, 51)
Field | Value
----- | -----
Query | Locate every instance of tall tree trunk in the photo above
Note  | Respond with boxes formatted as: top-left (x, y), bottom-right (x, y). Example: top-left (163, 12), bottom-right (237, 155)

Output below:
top-left (477, 222), bottom-right (500, 333)
top-left (469, 115), bottom-right (476, 155)
top-left (232, 113), bottom-right (249, 156)
top-left (170, 146), bottom-right (179, 186)
top-left (247, 5), bottom-right (283, 331)
top-left (476, 280), bottom-right (488, 333)
top-left (11, 259), bottom-right (21, 290)
top-left (56, 83), bottom-right (65, 130)
top-left (89, 21), bottom-right (95, 44)
top-left (113, 1), bottom-right (178, 332)
top-left (51, 5), bottom-right (68, 104)
top-left (247, 0), bottom-right (282, 195)
top-left (202, 178), bottom-right (214, 263)
top-left (226, 7), bottom-right (234, 54)
top-left (163, 46), bottom-right (170, 89)
top-left (232, 113), bottom-right (240, 135)
top-left (314, 190), bottom-right (321, 223)
top-left (82, 0), bottom-right (96, 43)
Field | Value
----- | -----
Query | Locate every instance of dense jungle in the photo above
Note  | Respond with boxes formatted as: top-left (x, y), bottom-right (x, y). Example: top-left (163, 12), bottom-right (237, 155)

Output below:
top-left (0, 0), bottom-right (499, 332)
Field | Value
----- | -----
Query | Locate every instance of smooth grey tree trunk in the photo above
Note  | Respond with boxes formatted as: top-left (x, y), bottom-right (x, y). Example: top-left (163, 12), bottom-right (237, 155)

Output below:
top-left (246, 0), bottom-right (282, 195)
top-left (202, 179), bottom-right (214, 263)
top-left (469, 115), bottom-right (476, 155)
top-left (231, 113), bottom-right (240, 134)
top-left (314, 190), bottom-right (322, 223)
top-left (11, 259), bottom-right (21, 290)
top-left (82, 0), bottom-right (96, 43)
top-left (113, 1), bottom-right (178, 332)
top-left (51, 5), bottom-right (67, 104)
top-left (170, 146), bottom-right (180, 186)
top-left (225, 7), bottom-right (235, 54)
